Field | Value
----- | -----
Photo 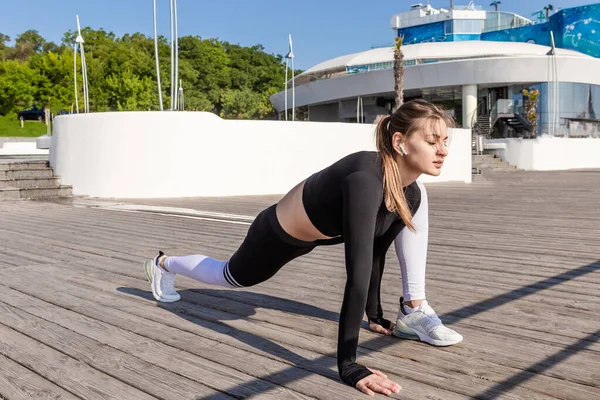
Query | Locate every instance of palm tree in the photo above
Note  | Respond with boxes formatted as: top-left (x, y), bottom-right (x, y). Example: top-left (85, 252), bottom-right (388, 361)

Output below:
top-left (490, 1), bottom-right (501, 11)
top-left (393, 35), bottom-right (405, 112)
top-left (544, 4), bottom-right (554, 21)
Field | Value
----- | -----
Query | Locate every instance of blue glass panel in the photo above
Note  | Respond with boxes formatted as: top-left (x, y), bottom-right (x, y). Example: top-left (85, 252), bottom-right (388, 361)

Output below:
top-left (479, 4), bottom-right (600, 58)
top-left (398, 21), bottom-right (449, 44)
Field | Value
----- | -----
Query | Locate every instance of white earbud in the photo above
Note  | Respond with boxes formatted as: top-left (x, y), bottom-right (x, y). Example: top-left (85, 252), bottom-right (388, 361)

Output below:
top-left (397, 143), bottom-right (408, 156)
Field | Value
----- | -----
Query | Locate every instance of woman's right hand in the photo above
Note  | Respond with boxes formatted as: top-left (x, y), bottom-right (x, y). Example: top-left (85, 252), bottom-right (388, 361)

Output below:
top-left (355, 369), bottom-right (401, 396)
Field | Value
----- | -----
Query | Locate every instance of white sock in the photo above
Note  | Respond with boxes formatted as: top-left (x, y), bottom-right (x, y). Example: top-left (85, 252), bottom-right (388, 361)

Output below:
top-left (403, 304), bottom-right (418, 314)
top-left (163, 254), bottom-right (241, 288)
top-left (395, 180), bottom-right (429, 301)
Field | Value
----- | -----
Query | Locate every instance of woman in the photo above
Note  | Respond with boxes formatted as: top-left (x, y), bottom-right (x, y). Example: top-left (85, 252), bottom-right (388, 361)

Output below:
top-left (143, 99), bottom-right (462, 396)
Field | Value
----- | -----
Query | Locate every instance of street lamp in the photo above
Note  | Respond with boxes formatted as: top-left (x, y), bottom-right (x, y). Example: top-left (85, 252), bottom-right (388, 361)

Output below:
top-left (75, 15), bottom-right (89, 113)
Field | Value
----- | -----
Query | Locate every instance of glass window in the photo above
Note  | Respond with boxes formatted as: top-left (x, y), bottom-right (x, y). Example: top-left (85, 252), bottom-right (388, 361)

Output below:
top-left (444, 20), bottom-right (453, 35)
top-left (452, 19), bottom-right (484, 34)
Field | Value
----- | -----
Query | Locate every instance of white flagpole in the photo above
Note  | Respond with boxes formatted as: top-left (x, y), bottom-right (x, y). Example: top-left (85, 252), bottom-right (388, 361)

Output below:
top-left (153, 0), bottom-right (163, 110)
top-left (291, 55), bottom-right (295, 121)
top-left (73, 43), bottom-right (79, 113)
top-left (174, 0), bottom-right (179, 110)
top-left (76, 16), bottom-right (89, 113)
top-left (169, 0), bottom-right (174, 110)
top-left (284, 58), bottom-right (288, 121)
top-left (285, 34), bottom-right (296, 121)
top-left (290, 34), bottom-right (295, 121)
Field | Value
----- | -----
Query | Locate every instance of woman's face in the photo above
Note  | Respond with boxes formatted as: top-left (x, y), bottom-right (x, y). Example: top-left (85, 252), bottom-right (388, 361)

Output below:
top-left (399, 118), bottom-right (450, 177)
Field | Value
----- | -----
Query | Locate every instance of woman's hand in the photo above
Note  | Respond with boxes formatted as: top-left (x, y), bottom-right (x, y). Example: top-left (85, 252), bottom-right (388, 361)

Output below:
top-left (369, 320), bottom-right (395, 335)
top-left (356, 369), bottom-right (401, 396)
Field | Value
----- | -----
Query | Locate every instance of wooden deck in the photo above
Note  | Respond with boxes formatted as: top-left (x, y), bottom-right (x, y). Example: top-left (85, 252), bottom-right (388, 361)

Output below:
top-left (0, 169), bottom-right (599, 400)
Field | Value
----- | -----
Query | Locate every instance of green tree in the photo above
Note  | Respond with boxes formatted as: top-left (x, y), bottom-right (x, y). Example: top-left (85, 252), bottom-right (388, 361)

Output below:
top-left (105, 69), bottom-right (158, 111)
top-left (0, 33), bottom-right (10, 60)
top-left (15, 30), bottom-right (46, 52)
top-left (0, 27), bottom-right (293, 119)
top-left (178, 36), bottom-right (230, 106)
top-left (220, 88), bottom-right (271, 119)
top-left (0, 60), bottom-right (40, 115)
top-left (30, 50), bottom-right (78, 113)
top-left (223, 43), bottom-right (286, 94)
top-left (6, 30), bottom-right (47, 61)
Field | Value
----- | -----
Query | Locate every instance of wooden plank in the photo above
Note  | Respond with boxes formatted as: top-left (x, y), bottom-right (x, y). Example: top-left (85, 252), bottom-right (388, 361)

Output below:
top-left (0, 270), bottom-right (367, 400)
top-left (3, 205), bottom-right (596, 358)
top-left (0, 295), bottom-right (234, 400)
top-left (0, 353), bottom-right (80, 400)
top-left (14, 230), bottom-right (596, 360)
top-left (0, 169), bottom-right (599, 399)
top-left (0, 266), bottom-right (476, 400)
top-left (61, 250), bottom-right (600, 353)
top-left (63, 263), bottom-right (600, 395)
top-left (14, 263), bottom-right (599, 400)
top-left (0, 323), bottom-right (157, 400)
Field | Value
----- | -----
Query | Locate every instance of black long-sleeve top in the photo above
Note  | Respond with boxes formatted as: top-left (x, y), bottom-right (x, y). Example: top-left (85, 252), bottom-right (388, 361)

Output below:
top-left (302, 151), bottom-right (422, 387)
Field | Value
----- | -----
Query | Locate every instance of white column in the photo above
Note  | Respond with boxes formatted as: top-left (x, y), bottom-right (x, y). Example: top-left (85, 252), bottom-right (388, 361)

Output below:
top-left (462, 84), bottom-right (477, 128)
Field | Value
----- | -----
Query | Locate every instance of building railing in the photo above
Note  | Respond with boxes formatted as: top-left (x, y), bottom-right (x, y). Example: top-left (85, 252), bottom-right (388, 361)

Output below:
top-left (482, 11), bottom-right (534, 33)
top-left (451, 5), bottom-right (484, 11)
top-left (482, 21), bottom-right (534, 33)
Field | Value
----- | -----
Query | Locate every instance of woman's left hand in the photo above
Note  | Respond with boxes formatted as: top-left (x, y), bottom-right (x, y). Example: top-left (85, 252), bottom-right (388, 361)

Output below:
top-left (369, 320), bottom-right (395, 335)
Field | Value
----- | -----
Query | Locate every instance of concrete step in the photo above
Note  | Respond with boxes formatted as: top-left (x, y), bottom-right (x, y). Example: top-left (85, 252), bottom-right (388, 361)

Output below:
top-left (0, 187), bottom-right (20, 200)
top-left (0, 169), bottom-right (54, 180)
top-left (472, 154), bottom-right (520, 172)
top-left (473, 159), bottom-right (507, 166)
top-left (472, 154), bottom-right (500, 161)
top-left (0, 160), bottom-right (49, 171)
top-left (473, 160), bottom-right (515, 167)
top-left (476, 163), bottom-right (518, 169)
top-left (473, 164), bottom-right (513, 170)
top-left (0, 177), bottom-right (61, 189)
top-left (0, 185), bottom-right (72, 200)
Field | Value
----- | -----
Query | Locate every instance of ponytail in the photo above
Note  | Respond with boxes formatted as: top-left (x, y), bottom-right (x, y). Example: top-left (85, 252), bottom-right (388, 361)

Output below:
top-left (375, 115), bottom-right (416, 232)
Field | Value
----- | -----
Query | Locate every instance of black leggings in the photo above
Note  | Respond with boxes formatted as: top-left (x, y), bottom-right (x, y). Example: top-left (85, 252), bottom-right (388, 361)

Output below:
top-left (228, 205), bottom-right (317, 287)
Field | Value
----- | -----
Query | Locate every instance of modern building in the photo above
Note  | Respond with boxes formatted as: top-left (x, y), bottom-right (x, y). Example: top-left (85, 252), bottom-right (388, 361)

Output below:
top-left (270, 3), bottom-right (600, 138)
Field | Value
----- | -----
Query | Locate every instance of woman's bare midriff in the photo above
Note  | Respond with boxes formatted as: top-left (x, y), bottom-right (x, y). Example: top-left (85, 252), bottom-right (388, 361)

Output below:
top-left (275, 179), bottom-right (340, 242)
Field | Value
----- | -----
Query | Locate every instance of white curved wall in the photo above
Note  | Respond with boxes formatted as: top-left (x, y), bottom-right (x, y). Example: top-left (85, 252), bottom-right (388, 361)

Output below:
top-left (489, 137), bottom-right (600, 170)
top-left (50, 112), bottom-right (472, 198)
top-left (271, 55), bottom-right (600, 111)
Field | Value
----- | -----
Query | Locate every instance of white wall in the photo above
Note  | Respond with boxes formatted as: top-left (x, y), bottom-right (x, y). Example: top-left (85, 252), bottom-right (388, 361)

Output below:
top-left (0, 141), bottom-right (49, 156)
top-left (488, 137), bottom-right (600, 170)
top-left (50, 112), bottom-right (472, 198)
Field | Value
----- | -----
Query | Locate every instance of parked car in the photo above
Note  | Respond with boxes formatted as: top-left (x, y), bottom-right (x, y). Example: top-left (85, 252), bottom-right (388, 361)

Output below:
top-left (18, 106), bottom-right (45, 122)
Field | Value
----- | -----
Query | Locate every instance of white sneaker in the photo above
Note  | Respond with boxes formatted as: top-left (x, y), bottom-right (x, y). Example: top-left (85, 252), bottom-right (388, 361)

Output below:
top-left (393, 298), bottom-right (463, 346)
top-left (143, 251), bottom-right (181, 303)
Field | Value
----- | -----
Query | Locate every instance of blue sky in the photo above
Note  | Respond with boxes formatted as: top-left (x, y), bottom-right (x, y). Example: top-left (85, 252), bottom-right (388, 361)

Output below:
top-left (0, 0), bottom-right (595, 69)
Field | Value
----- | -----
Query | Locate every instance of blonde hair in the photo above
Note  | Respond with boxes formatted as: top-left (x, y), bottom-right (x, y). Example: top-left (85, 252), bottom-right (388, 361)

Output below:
top-left (375, 99), bottom-right (455, 231)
